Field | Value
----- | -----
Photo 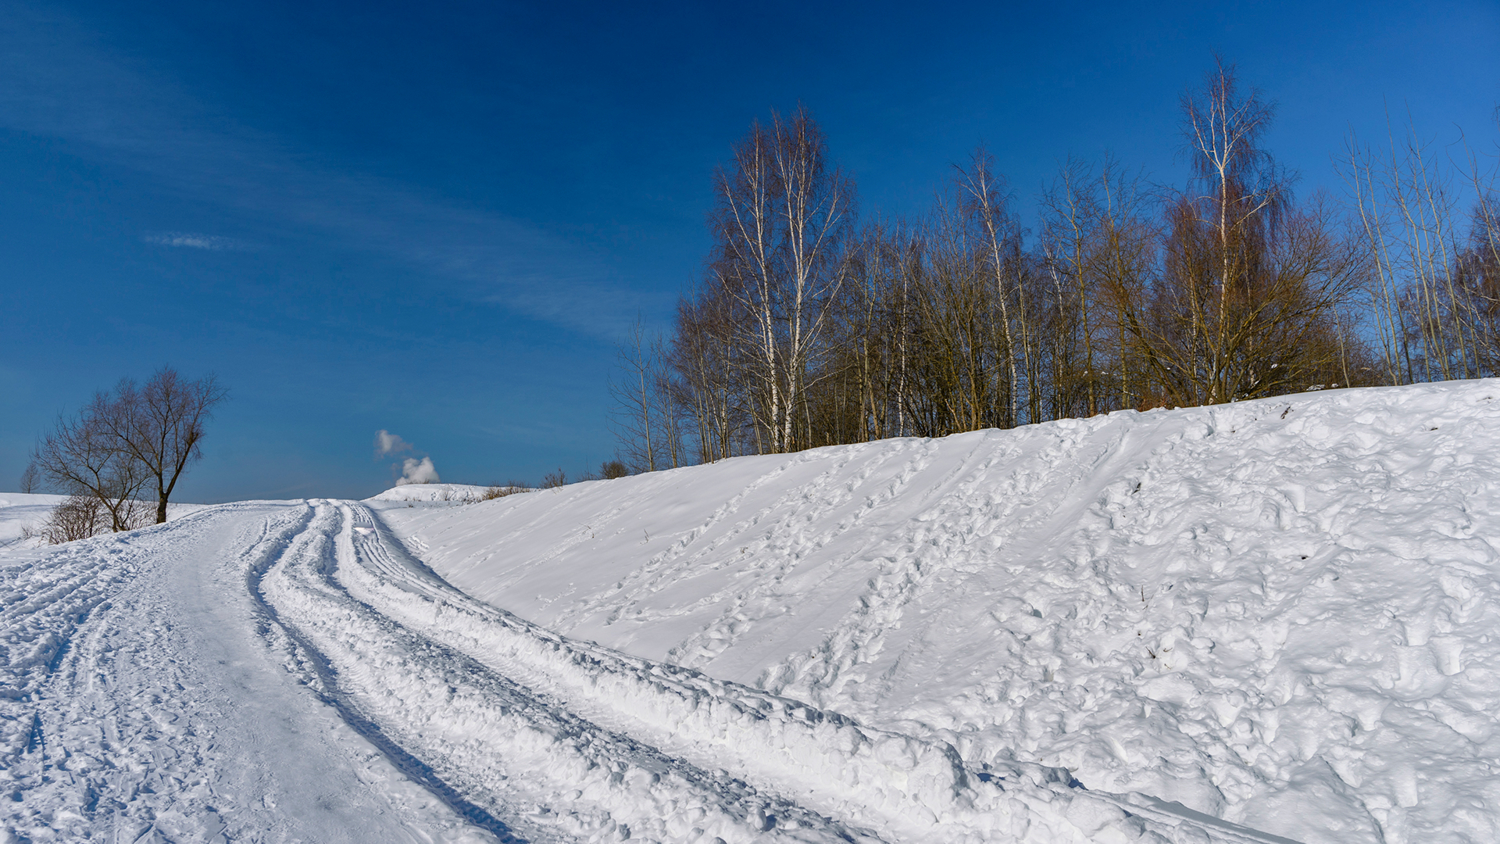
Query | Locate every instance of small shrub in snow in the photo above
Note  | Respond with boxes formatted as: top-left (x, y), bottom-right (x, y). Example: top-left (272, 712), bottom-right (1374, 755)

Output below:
top-left (481, 484), bottom-right (528, 500)
top-left (44, 493), bottom-right (154, 544)
top-left (41, 494), bottom-right (110, 544)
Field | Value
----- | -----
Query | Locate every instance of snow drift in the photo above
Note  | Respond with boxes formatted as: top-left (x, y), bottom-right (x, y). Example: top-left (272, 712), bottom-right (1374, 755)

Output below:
top-left (376, 380), bottom-right (1500, 844)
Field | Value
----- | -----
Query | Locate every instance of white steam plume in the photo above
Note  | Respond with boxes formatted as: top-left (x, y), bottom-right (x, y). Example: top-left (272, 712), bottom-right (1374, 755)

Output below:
top-left (375, 429), bottom-right (413, 457)
top-left (396, 456), bottom-right (440, 486)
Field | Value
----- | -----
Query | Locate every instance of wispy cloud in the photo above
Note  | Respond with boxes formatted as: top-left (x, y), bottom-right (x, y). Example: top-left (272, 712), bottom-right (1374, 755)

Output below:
top-left (0, 2), bottom-right (640, 339)
top-left (144, 231), bottom-right (242, 250)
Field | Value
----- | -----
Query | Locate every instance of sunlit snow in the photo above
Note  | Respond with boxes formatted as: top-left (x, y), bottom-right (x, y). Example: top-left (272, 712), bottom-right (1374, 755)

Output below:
top-left (6, 380), bottom-right (1500, 843)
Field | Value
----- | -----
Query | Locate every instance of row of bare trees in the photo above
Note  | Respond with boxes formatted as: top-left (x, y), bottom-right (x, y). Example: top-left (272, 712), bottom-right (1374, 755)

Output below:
top-left (1343, 111), bottom-right (1500, 384)
top-left (24, 366), bottom-right (227, 543)
top-left (613, 63), bottom-right (1498, 471)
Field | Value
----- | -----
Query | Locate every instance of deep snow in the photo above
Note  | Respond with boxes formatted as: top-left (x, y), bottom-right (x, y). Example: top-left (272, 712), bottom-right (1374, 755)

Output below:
top-left (377, 380), bottom-right (1500, 844)
top-left (4, 380), bottom-right (1499, 843)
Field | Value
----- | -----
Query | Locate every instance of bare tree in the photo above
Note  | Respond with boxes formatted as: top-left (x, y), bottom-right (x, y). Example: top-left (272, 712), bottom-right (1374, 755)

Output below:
top-left (610, 320), bottom-right (662, 473)
top-left (905, 187), bottom-right (1006, 435)
top-left (33, 367), bottom-right (226, 530)
top-left (710, 106), bottom-right (855, 453)
top-left (822, 218), bottom-right (917, 443)
top-left (101, 368), bottom-right (228, 524)
top-left (19, 462), bottom-right (39, 494)
top-left (670, 280), bottom-right (745, 463)
top-left (1341, 109), bottom-right (1499, 382)
top-left (31, 405), bottom-right (152, 534)
top-left (958, 148), bottom-right (1030, 425)
top-left (1133, 61), bottom-right (1364, 406)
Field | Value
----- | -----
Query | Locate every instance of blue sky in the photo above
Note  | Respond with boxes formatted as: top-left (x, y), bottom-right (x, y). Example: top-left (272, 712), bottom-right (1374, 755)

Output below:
top-left (2, 0), bottom-right (1496, 501)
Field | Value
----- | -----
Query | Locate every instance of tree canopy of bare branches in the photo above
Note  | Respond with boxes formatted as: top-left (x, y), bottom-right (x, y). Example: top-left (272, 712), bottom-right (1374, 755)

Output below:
top-left (1122, 60), bottom-right (1366, 406)
top-left (108, 367), bottom-right (229, 524)
top-left (29, 366), bottom-right (227, 542)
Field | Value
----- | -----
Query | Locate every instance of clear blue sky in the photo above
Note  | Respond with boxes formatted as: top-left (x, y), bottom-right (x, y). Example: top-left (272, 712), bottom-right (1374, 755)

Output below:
top-left (2, 0), bottom-right (1496, 501)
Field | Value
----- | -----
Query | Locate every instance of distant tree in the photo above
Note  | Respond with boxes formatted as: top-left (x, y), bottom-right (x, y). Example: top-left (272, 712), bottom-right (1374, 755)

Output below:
top-left (18, 462), bottom-right (39, 493)
top-left (600, 459), bottom-right (630, 479)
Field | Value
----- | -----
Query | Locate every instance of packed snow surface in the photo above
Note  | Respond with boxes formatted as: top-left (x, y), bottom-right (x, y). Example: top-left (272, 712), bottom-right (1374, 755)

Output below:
top-left (5, 381), bottom-right (1499, 842)
top-left (382, 380), bottom-right (1500, 844)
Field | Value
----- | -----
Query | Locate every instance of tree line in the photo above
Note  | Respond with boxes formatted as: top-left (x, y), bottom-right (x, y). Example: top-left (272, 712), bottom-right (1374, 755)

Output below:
top-left (612, 61), bottom-right (1499, 470)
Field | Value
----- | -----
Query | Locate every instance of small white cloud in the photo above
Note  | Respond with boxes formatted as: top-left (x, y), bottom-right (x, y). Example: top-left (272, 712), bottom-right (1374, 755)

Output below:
top-left (144, 231), bottom-right (241, 250)
top-left (396, 456), bottom-right (439, 486)
top-left (374, 429), bottom-right (413, 457)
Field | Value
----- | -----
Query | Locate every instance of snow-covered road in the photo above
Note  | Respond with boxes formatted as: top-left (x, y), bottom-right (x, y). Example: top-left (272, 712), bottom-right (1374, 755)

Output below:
top-left (1, 501), bottom-right (498, 843)
top-left (1, 495), bottom-right (1297, 842)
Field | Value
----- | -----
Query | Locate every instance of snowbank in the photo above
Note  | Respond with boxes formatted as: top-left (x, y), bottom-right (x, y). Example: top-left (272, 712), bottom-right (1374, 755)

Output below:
top-left (376, 380), bottom-right (1500, 844)
top-left (367, 483), bottom-right (494, 503)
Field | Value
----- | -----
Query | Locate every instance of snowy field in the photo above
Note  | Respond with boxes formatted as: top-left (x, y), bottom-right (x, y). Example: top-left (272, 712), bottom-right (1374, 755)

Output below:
top-left (0, 494), bottom-right (208, 551)
top-left (4, 381), bottom-right (1500, 842)
top-left (0, 493), bottom-right (66, 551)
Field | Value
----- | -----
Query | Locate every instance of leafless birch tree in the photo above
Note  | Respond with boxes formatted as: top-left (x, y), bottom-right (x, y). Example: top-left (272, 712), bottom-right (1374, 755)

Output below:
top-left (710, 106), bottom-right (855, 453)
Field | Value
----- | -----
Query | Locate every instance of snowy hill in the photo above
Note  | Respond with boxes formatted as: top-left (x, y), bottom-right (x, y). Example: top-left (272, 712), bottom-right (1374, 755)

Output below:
top-left (368, 482), bottom-right (494, 503)
top-left (6, 381), bottom-right (1498, 843)
top-left (374, 380), bottom-right (1500, 844)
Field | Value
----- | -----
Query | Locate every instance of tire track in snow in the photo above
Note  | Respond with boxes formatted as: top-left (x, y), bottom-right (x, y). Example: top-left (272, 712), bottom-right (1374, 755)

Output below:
top-left (258, 500), bottom-right (873, 843)
top-left (5, 501), bottom-right (488, 843)
top-left (338, 500), bottom-right (1298, 844)
top-left (244, 502), bottom-right (532, 843)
